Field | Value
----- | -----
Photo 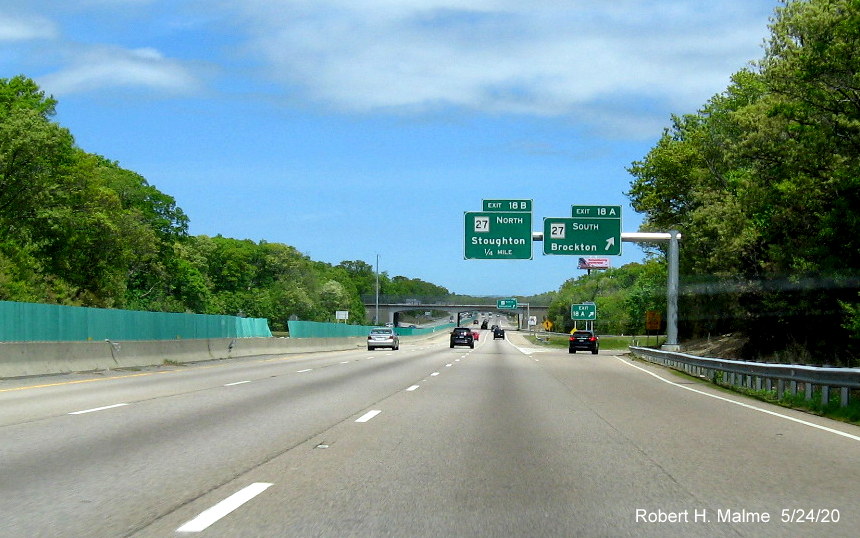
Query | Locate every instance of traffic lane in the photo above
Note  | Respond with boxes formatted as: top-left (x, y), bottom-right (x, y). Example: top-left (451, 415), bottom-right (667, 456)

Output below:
top-left (0, 334), bottom-right (448, 426)
top-left (0, 341), bottom-right (462, 537)
top-left (134, 336), bottom-right (734, 537)
top-left (533, 349), bottom-right (860, 534)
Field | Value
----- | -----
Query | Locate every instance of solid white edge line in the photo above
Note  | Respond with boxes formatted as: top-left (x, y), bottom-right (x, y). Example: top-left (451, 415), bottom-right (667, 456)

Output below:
top-left (615, 356), bottom-right (860, 443)
top-left (69, 403), bottom-right (128, 415)
top-left (406, 385), bottom-right (420, 392)
top-left (355, 410), bottom-right (382, 423)
top-left (224, 381), bottom-right (251, 387)
top-left (176, 482), bottom-right (273, 533)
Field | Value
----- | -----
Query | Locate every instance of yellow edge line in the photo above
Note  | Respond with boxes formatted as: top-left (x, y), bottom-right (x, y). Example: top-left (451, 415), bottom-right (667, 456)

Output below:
top-left (0, 371), bottom-right (160, 392)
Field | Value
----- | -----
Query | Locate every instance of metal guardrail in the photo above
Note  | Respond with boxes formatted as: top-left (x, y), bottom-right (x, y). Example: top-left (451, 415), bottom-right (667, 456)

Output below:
top-left (630, 346), bottom-right (860, 408)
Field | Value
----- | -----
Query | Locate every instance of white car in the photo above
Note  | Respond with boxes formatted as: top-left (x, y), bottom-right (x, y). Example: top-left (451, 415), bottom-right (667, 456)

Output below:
top-left (367, 327), bottom-right (400, 350)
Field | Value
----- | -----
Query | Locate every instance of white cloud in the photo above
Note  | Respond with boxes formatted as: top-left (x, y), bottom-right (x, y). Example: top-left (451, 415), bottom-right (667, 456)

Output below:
top-left (223, 0), bottom-right (773, 133)
top-left (0, 13), bottom-right (58, 41)
top-left (39, 45), bottom-right (202, 96)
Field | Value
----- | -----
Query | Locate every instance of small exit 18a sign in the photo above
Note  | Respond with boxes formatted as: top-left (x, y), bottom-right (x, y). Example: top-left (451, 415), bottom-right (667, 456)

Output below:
top-left (571, 303), bottom-right (597, 320)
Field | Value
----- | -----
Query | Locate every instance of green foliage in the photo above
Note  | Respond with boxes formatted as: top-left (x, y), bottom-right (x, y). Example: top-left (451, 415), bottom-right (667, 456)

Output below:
top-left (337, 260), bottom-right (377, 296)
top-left (547, 261), bottom-right (666, 335)
top-left (839, 294), bottom-right (860, 339)
top-left (383, 275), bottom-right (449, 297)
top-left (625, 0), bottom-right (860, 365)
top-left (0, 75), bottom-right (430, 330)
top-left (0, 74), bottom-right (57, 119)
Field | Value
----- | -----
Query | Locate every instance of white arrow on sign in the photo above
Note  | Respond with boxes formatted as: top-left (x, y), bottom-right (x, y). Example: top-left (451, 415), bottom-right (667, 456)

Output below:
top-left (604, 236), bottom-right (615, 251)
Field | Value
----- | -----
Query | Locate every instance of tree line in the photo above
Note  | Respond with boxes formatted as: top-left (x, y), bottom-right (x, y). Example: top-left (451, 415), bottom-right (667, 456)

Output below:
top-left (546, 261), bottom-right (667, 337)
top-left (625, 0), bottom-right (859, 365)
top-left (0, 76), bottom-right (453, 331)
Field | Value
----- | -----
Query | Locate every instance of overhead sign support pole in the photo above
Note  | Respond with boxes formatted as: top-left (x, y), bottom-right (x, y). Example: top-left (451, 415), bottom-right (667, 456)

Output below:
top-left (622, 232), bottom-right (682, 351)
top-left (665, 230), bottom-right (681, 351)
top-left (531, 230), bottom-right (682, 351)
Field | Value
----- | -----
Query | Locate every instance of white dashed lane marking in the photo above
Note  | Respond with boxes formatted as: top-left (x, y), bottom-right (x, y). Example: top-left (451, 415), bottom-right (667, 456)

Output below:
top-left (69, 403), bottom-right (128, 415)
top-left (176, 483), bottom-right (273, 533)
top-left (355, 410), bottom-right (382, 423)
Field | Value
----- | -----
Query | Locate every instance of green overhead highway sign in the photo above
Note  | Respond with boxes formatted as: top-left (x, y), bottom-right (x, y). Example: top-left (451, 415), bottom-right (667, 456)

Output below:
top-left (543, 205), bottom-right (622, 256)
top-left (465, 211), bottom-right (532, 260)
top-left (571, 303), bottom-right (597, 320)
top-left (543, 217), bottom-right (622, 255)
top-left (497, 298), bottom-right (518, 309)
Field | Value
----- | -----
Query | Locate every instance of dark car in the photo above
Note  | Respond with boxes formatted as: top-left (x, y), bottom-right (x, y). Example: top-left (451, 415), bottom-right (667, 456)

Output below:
top-left (569, 330), bottom-right (599, 354)
top-left (450, 327), bottom-right (475, 348)
top-left (493, 327), bottom-right (505, 339)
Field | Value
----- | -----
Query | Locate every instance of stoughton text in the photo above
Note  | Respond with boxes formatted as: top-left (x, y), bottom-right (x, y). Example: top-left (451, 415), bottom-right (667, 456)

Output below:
top-left (471, 236), bottom-right (526, 247)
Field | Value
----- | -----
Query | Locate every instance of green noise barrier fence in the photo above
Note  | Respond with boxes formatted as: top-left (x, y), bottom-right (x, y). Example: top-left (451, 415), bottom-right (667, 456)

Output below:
top-left (287, 320), bottom-right (455, 338)
top-left (0, 300), bottom-right (272, 342)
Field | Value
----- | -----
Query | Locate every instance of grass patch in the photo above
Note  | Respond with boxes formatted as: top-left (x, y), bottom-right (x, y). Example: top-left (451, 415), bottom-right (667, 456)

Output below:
top-left (525, 334), bottom-right (662, 351)
top-left (630, 355), bottom-right (860, 426)
top-left (727, 385), bottom-right (860, 425)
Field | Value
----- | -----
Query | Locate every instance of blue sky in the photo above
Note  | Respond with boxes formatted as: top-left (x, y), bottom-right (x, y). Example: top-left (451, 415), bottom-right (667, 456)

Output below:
top-left (1, 0), bottom-right (777, 296)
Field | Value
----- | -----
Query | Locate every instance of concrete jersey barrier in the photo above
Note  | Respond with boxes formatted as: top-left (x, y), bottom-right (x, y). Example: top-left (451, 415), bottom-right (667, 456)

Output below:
top-left (0, 333), bottom-right (441, 379)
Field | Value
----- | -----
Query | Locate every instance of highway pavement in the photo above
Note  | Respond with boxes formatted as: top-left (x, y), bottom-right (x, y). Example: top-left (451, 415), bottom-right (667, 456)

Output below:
top-left (1, 329), bottom-right (858, 537)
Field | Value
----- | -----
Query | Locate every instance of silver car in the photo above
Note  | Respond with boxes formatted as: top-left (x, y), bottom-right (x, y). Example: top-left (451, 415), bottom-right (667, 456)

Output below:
top-left (367, 327), bottom-right (400, 351)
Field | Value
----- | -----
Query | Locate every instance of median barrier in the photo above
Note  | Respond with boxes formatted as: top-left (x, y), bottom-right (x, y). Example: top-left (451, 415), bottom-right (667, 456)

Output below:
top-left (0, 333), bottom-right (444, 379)
top-left (0, 341), bottom-right (110, 378)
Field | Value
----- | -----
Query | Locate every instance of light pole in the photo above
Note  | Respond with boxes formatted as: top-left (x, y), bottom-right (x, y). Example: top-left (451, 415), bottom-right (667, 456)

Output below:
top-left (375, 254), bottom-right (380, 326)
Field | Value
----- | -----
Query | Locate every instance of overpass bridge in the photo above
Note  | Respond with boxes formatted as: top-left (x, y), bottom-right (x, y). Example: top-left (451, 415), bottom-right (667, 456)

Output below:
top-left (361, 296), bottom-right (549, 330)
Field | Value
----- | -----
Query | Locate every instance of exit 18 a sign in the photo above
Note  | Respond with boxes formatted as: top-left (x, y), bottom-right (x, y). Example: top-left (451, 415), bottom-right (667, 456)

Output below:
top-left (571, 303), bottom-right (597, 320)
top-left (571, 205), bottom-right (621, 218)
top-left (497, 298), bottom-right (518, 309)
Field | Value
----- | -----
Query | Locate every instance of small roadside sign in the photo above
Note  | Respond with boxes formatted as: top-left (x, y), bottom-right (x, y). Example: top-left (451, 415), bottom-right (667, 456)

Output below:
top-left (571, 303), bottom-right (597, 321)
top-left (645, 310), bottom-right (662, 331)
